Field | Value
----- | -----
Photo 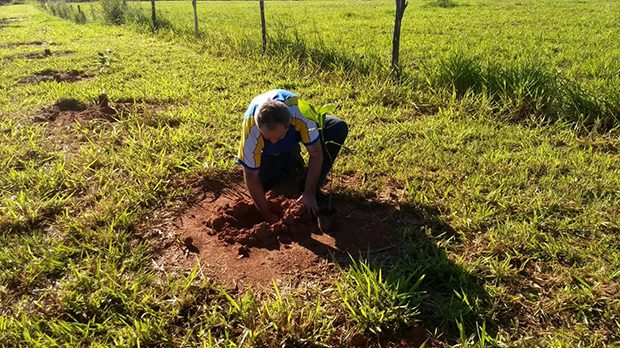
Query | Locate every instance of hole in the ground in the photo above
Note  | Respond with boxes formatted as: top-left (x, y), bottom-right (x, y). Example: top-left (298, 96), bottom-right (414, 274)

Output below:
top-left (2, 50), bottom-right (74, 60)
top-left (55, 98), bottom-right (87, 111)
top-left (204, 192), bottom-right (315, 250)
top-left (0, 41), bottom-right (60, 48)
top-left (171, 176), bottom-right (402, 287)
top-left (152, 174), bottom-right (495, 342)
top-left (0, 17), bottom-right (24, 29)
top-left (30, 96), bottom-right (161, 125)
top-left (18, 69), bottom-right (92, 84)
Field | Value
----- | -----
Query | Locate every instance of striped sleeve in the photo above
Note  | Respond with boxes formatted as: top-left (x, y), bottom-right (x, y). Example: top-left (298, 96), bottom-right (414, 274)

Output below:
top-left (288, 104), bottom-right (320, 146)
top-left (237, 116), bottom-right (264, 170)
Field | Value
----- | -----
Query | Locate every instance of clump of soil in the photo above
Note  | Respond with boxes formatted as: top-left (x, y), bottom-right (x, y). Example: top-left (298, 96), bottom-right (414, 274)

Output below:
top-left (31, 95), bottom-right (149, 125)
top-left (173, 178), bottom-right (401, 287)
top-left (204, 191), bottom-right (318, 250)
top-left (19, 69), bottom-right (92, 84)
top-left (0, 17), bottom-right (24, 29)
top-left (349, 332), bottom-right (368, 348)
top-left (3, 50), bottom-right (74, 60)
top-left (1, 41), bottom-right (59, 48)
top-left (382, 326), bottom-right (432, 348)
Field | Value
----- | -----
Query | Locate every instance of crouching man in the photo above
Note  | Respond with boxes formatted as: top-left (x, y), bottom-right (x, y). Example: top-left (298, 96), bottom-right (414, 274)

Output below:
top-left (236, 89), bottom-right (348, 223)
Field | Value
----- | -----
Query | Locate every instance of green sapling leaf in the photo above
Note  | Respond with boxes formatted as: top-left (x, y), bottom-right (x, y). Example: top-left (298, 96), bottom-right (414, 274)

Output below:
top-left (298, 99), bottom-right (319, 125)
top-left (318, 103), bottom-right (337, 115)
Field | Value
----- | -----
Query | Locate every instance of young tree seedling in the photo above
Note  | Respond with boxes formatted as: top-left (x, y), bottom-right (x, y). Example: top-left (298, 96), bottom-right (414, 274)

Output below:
top-left (298, 100), bottom-right (348, 231)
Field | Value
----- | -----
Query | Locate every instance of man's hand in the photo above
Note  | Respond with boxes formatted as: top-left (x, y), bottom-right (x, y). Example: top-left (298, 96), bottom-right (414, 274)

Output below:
top-left (297, 193), bottom-right (318, 216)
top-left (244, 167), bottom-right (280, 224)
top-left (299, 141), bottom-right (323, 216)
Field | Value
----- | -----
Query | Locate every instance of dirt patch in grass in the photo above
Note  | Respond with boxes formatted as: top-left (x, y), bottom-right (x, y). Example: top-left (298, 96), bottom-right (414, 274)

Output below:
top-left (203, 192), bottom-right (319, 250)
top-left (0, 17), bottom-right (24, 28)
top-left (19, 69), bottom-right (92, 84)
top-left (0, 41), bottom-right (59, 48)
top-left (31, 95), bottom-right (156, 125)
top-left (0, 18), bottom-right (24, 22)
top-left (2, 49), bottom-right (74, 60)
top-left (169, 175), bottom-right (406, 289)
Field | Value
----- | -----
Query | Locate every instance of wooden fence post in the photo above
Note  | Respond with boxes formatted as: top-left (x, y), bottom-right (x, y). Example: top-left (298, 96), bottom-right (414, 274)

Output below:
top-left (391, 0), bottom-right (408, 71)
top-left (151, 0), bottom-right (156, 30)
top-left (259, 0), bottom-right (267, 54)
top-left (192, 0), bottom-right (199, 38)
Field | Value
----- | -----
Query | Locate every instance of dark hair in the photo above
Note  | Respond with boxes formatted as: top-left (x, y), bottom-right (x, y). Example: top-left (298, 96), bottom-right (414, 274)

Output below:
top-left (256, 99), bottom-right (291, 130)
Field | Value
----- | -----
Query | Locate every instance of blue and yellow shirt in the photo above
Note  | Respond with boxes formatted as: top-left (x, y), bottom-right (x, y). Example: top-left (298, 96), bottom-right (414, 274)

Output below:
top-left (237, 89), bottom-right (319, 171)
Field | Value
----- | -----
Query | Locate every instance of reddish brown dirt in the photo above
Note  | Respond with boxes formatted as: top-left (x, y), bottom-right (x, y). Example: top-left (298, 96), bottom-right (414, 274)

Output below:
top-left (30, 97), bottom-right (154, 125)
top-left (203, 191), bottom-right (319, 250)
top-left (19, 69), bottom-right (92, 84)
top-left (383, 326), bottom-right (437, 348)
top-left (349, 332), bottom-right (368, 348)
top-left (0, 41), bottom-right (59, 48)
top-left (2, 50), bottom-right (74, 60)
top-left (346, 325), bottom-right (438, 348)
top-left (174, 177), bottom-right (405, 288)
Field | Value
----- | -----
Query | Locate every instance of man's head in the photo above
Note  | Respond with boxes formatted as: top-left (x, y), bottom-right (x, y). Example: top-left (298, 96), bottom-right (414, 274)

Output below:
top-left (255, 99), bottom-right (291, 143)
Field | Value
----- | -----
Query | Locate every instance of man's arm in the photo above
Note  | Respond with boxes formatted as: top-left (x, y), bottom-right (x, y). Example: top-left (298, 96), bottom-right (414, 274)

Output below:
top-left (243, 167), bottom-right (278, 223)
top-left (299, 141), bottom-right (323, 215)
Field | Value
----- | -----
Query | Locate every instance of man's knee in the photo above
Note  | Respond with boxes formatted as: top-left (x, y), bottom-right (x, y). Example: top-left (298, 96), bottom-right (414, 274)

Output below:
top-left (337, 119), bottom-right (348, 141)
top-left (326, 116), bottom-right (348, 142)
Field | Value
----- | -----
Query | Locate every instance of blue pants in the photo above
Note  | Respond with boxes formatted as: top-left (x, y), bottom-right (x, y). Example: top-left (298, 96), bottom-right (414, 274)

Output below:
top-left (259, 116), bottom-right (348, 190)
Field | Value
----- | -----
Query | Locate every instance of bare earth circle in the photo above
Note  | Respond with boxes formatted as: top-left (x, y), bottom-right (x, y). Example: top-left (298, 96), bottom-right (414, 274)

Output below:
top-left (173, 178), bottom-right (401, 288)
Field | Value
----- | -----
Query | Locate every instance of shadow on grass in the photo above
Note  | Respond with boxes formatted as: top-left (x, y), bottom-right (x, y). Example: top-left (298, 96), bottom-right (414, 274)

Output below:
top-left (266, 28), bottom-right (385, 76)
top-left (432, 52), bottom-right (620, 132)
top-left (325, 191), bottom-right (497, 343)
top-left (191, 171), bottom-right (499, 344)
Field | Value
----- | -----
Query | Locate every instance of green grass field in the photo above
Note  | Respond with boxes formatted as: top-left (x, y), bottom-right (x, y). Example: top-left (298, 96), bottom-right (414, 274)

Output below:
top-left (128, 0), bottom-right (620, 130)
top-left (1, 0), bottom-right (620, 346)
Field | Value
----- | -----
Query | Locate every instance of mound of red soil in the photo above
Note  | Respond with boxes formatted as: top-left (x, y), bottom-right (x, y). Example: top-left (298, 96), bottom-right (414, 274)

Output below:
top-left (30, 97), bottom-right (154, 125)
top-left (171, 178), bottom-right (407, 288)
top-left (19, 69), bottom-right (92, 84)
top-left (2, 50), bottom-right (74, 60)
top-left (203, 192), bottom-right (319, 250)
top-left (1, 41), bottom-right (59, 48)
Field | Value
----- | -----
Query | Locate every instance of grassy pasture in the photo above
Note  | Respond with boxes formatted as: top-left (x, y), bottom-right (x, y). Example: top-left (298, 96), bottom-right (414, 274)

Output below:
top-left (123, 0), bottom-right (620, 129)
top-left (140, 0), bottom-right (620, 79)
top-left (43, 0), bottom-right (620, 131)
top-left (1, 1), bottom-right (619, 347)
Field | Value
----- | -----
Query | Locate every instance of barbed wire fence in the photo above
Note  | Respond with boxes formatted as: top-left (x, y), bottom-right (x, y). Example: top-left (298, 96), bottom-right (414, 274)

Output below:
top-left (38, 0), bottom-right (407, 76)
